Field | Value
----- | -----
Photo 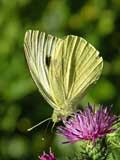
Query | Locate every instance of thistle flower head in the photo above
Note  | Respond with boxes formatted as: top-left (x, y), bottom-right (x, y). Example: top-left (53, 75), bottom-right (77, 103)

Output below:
top-left (57, 104), bottom-right (118, 143)
top-left (39, 150), bottom-right (56, 160)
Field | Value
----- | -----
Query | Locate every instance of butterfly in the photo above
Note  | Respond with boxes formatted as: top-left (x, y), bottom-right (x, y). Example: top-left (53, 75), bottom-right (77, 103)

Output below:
top-left (24, 31), bottom-right (103, 129)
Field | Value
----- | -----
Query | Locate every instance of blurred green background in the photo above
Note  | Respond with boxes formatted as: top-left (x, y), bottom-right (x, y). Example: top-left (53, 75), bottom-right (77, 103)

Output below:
top-left (0, 0), bottom-right (120, 159)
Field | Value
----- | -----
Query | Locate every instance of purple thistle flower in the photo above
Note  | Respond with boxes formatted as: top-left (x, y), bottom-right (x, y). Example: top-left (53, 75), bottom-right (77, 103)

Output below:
top-left (39, 150), bottom-right (56, 160)
top-left (57, 104), bottom-right (118, 143)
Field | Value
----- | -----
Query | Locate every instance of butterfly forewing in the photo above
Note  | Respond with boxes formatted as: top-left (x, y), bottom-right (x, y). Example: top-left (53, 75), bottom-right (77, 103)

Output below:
top-left (24, 30), bottom-right (61, 108)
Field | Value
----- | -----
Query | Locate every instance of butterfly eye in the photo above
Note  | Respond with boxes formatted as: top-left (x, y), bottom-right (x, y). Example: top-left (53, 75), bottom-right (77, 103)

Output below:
top-left (46, 57), bottom-right (51, 67)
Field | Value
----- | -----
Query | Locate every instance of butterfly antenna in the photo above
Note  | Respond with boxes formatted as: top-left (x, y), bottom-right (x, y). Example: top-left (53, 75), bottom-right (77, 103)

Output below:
top-left (41, 119), bottom-right (52, 141)
top-left (27, 117), bottom-right (52, 131)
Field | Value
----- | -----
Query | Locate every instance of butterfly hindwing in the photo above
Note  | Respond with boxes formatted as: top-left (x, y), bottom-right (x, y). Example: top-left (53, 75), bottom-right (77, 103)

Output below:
top-left (48, 35), bottom-right (103, 109)
top-left (62, 36), bottom-right (103, 106)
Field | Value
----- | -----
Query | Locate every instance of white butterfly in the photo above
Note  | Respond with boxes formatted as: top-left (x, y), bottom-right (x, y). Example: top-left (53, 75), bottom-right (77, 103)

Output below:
top-left (24, 31), bottom-right (103, 129)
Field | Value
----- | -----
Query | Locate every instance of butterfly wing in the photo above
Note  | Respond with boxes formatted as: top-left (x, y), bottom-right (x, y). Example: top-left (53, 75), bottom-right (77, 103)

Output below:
top-left (48, 35), bottom-right (103, 110)
top-left (48, 40), bottom-right (66, 107)
top-left (24, 30), bottom-right (61, 109)
top-left (64, 35), bottom-right (103, 106)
